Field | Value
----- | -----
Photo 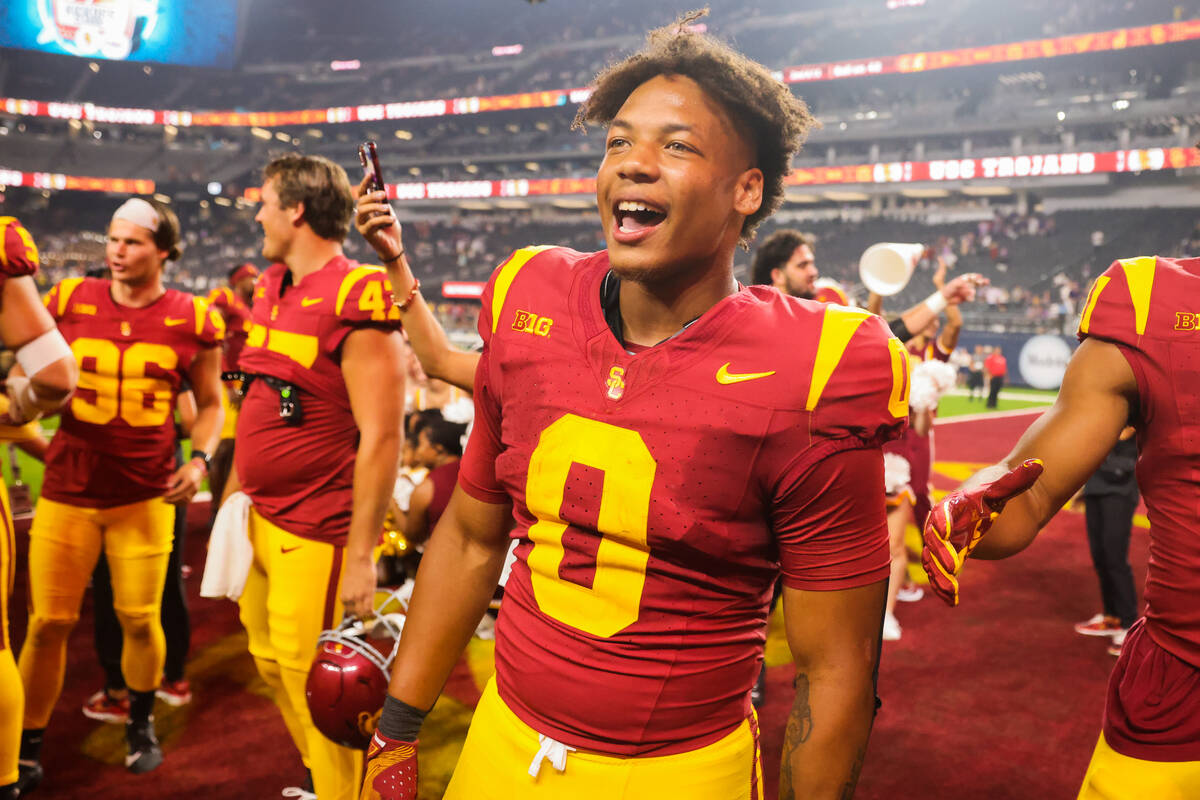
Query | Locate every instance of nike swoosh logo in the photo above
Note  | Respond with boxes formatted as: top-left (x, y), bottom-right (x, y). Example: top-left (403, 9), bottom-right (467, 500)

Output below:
top-left (164, 318), bottom-right (187, 326)
top-left (301, 297), bottom-right (323, 307)
top-left (716, 362), bottom-right (776, 384)
top-left (280, 545), bottom-right (302, 554)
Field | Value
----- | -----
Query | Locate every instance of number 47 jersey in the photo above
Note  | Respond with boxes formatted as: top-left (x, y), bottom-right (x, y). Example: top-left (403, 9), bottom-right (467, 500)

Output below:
top-left (459, 247), bottom-right (910, 757)
top-left (42, 277), bottom-right (223, 508)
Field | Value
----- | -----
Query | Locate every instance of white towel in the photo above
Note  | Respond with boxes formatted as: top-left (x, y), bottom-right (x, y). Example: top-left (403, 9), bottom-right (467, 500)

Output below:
top-left (200, 492), bottom-right (253, 600)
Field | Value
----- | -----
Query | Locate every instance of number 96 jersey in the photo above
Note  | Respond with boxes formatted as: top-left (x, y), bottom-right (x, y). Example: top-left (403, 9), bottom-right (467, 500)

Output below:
top-left (459, 247), bottom-right (909, 757)
top-left (42, 277), bottom-right (223, 508)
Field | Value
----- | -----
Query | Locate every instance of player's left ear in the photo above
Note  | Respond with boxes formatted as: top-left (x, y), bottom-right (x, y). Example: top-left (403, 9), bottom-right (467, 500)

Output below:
top-left (289, 200), bottom-right (307, 229)
top-left (733, 167), bottom-right (763, 219)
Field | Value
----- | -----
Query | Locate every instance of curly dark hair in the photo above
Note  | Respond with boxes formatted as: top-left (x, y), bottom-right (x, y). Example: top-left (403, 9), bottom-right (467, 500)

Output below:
top-left (575, 9), bottom-right (815, 243)
top-left (750, 229), bottom-right (815, 286)
top-left (263, 153), bottom-right (354, 242)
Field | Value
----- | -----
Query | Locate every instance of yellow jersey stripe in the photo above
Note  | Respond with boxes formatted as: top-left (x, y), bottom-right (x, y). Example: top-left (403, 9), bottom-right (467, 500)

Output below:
top-left (806, 306), bottom-right (872, 411)
top-left (1118, 256), bottom-right (1156, 336)
top-left (490, 246), bottom-right (555, 334)
top-left (192, 296), bottom-right (208, 336)
top-left (886, 338), bottom-right (912, 419)
top-left (334, 265), bottom-right (386, 316)
top-left (53, 277), bottom-right (86, 317)
top-left (1077, 275), bottom-right (1110, 336)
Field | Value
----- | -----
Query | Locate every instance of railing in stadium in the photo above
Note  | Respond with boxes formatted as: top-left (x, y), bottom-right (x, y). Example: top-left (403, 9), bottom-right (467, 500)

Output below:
top-left (0, 21), bottom-right (1195, 129)
top-left (5, 147), bottom-right (1196, 198)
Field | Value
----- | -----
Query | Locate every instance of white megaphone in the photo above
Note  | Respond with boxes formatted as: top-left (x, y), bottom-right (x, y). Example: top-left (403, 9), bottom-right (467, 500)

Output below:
top-left (859, 242), bottom-right (925, 296)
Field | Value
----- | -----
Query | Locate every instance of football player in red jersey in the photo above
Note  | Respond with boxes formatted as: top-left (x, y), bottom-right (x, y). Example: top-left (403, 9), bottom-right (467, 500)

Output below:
top-left (223, 154), bottom-right (405, 800)
top-left (923, 254), bottom-right (1200, 797)
top-left (355, 14), bottom-right (909, 800)
top-left (17, 198), bottom-right (224, 785)
top-left (205, 262), bottom-right (258, 510)
top-left (0, 218), bottom-right (78, 799)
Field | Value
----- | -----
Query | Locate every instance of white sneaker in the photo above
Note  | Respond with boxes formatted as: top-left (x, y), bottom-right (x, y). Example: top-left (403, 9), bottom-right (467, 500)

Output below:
top-left (882, 613), bottom-right (902, 642)
top-left (897, 584), bottom-right (925, 603)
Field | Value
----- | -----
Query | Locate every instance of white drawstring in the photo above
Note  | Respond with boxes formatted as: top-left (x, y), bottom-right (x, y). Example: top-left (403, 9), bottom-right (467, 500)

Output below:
top-left (527, 734), bottom-right (576, 779)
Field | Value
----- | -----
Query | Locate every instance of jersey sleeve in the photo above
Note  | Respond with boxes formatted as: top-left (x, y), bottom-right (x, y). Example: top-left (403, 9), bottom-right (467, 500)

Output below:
top-left (772, 446), bottom-right (890, 590)
top-left (325, 266), bottom-right (402, 353)
top-left (1077, 257), bottom-right (1158, 350)
top-left (192, 296), bottom-right (225, 347)
top-left (808, 307), bottom-right (910, 452)
top-left (205, 286), bottom-right (232, 312)
top-left (0, 217), bottom-right (39, 280)
top-left (42, 277), bottom-right (85, 322)
top-left (457, 347), bottom-right (508, 504)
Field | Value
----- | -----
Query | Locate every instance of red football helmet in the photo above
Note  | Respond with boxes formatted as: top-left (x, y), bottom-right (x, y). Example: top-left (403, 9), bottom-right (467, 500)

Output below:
top-left (306, 587), bottom-right (409, 749)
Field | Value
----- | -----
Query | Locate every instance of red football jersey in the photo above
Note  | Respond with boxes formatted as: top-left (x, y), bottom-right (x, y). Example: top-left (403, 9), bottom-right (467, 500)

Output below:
top-left (1078, 255), bottom-right (1200, 759)
top-left (42, 277), bottom-right (223, 508)
top-left (0, 217), bottom-right (39, 281)
top-left (234, 257), bottom-right (402, 546)
top-left (206, 285), bottom-right (254, 373)
top-left (459, 247), bottom-right (909, 756)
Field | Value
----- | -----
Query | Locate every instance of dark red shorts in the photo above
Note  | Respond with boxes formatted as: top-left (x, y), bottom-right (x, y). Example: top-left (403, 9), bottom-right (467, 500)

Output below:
top-left (1103, 618), bottom-right (1200, 761)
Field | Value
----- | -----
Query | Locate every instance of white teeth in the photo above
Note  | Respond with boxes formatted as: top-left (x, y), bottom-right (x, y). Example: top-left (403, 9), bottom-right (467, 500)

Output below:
top-left (616, 200), bottom-right (659, 213)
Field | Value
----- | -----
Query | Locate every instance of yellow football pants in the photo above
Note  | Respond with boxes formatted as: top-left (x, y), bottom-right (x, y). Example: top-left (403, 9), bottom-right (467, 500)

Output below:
top-left (239, 507), bottom-right (362, 800)
top-left (0, 481), bottom-right (21, 786)
top-left (1077, 733), bottom-right (1200, 800)
top-left (20, 496), bottom-right (174, 728)
top-left (444, 678), bottom-right (763, 800)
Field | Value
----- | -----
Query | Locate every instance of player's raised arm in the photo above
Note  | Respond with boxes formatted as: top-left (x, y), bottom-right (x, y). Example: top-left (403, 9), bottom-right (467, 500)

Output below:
top-left (353, 175), bottom-right (480, 392)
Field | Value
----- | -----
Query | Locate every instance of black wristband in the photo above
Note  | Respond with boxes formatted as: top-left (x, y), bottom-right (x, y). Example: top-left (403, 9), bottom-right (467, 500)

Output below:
top-left (378, 694), bottom-right (427, 742)
top-left (190, 449), bottom-right (212, 467)
top-left (889, 316), bottom-right (913, 342)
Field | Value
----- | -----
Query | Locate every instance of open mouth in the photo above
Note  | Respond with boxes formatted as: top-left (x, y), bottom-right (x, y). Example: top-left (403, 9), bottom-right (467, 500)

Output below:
top-left (614, 200), bottom-right (667, 236)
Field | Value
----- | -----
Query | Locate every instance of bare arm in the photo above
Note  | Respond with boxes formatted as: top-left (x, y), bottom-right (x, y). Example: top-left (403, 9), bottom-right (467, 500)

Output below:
top-left (386, 486), bottom-right (512, 709)
top-left (0, 276), bottom-right (77, 412)
top-left (176, 389), bottom-right (198, 436)
top-left (779, 580), bottom-right (885, 800)
top-left (353, 175), bottom-right (480, 392)
top-left (164, 347), bottom-right (223, 504)
top-left (341, 327), bottom-right (407, 617)
top-left (968, 337), bottom-right (1135, 559)
top-left (896, 273), bottom-right (985, 337)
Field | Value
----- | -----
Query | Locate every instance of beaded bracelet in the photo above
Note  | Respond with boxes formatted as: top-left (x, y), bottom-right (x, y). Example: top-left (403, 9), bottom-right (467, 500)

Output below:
top-left (397, 278), bottom-right (422, 312)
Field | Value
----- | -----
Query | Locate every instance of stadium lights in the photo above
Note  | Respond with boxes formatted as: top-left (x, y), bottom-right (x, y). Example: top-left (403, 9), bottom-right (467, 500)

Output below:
top-left (207, 182), bottom-right (222, 195)
top-left (1057, 110), bottom-right (1067, 121)
top-left (491, 45), bottom-right (523, 57)
top-left (250, 127), bottom-right (272, 140)
top-left (408, 167), bottom-right (421, 176)
top-left (524, 162), bottom-right (540, 171)
top-left (330, 60), bottom-right (362, 71)
top-left (274, 131), bottom-right (291, 142)
top-left (824, 191), bottom-right (871, 202)
top-left (1112, 99), bottom-right (1131, 111)
top-left (153, 193), bottom-right (171, 204)
top-left (783, 193), bottom-right (820, 203)
top-left (88, 62), bottom-right (99, 73)
top-left (464, 164), bottom-right (479, 174)
top-left (214, 197), bottom-right (232, 207)
top-left (961, 185), bottom-right (1014, 196)
top-left (308, 129), bottom-right (324, 138)
top-left (394, 130), bottom-right (413, 140)
top-left (901, 188), bottom-right (951, 198)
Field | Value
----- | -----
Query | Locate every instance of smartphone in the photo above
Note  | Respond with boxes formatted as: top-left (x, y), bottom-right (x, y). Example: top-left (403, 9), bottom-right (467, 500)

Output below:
top-left (358, 140), bottom-right (384, 193)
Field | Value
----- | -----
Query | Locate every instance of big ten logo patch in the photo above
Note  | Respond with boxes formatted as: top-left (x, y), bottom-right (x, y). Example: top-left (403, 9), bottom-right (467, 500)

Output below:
top-left (512, 309), bottom-right (553, 337)
top-left (1176, 312), bottom-right (1199, 331)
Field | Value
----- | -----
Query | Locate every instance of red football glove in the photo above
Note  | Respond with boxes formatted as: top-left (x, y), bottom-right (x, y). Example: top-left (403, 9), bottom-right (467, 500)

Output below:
top-left (360, 731), bottom-right (418, 800)
top-left (921, 459), bottom-right (1043, 607)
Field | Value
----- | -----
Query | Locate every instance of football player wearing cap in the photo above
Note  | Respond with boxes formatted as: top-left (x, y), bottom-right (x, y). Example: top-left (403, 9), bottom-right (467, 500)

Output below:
top-left (0, 218), bottom-right (77, 799)
top-left (355, 13), bottom-right (909, 800)
top-left (17, 198), bottom-right (224, 786)
top-left (223, 153), bottom-right (405, 800)
top-left (923, 253), bottom-right (1200, 798)
top-left (205, 261), bottom-right (258, 509)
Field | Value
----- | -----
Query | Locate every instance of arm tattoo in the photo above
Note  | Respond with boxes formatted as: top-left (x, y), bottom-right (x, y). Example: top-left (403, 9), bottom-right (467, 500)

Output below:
top-left (778, 673), bottom-right (813, 800)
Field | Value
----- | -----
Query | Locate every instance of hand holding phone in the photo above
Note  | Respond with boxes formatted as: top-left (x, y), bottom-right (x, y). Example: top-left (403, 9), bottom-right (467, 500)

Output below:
top-left (358, 140), bottom-right (385, 193)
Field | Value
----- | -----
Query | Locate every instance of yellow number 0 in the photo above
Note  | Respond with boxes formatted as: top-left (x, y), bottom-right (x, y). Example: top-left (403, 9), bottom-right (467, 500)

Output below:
top-left (70, 337), bottom-right (178, 427)
top-left (525, 414), bottom-right (657, 638)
